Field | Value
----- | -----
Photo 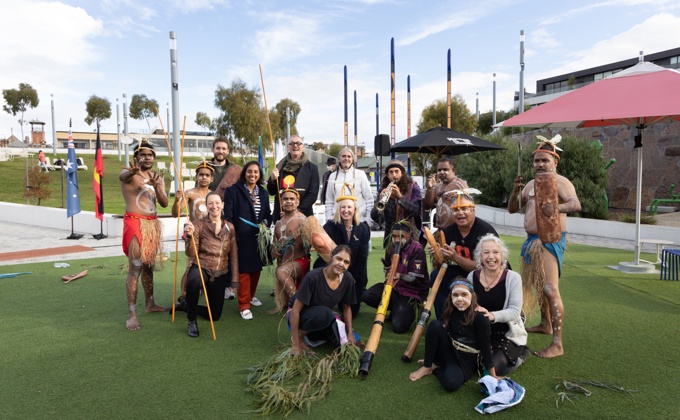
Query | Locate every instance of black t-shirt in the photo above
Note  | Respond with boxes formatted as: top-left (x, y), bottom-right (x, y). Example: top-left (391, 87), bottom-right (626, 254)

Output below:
top-left (295, 268), bottom-right (357, 309)
top-left (442, 217), bottom-right (499, 281)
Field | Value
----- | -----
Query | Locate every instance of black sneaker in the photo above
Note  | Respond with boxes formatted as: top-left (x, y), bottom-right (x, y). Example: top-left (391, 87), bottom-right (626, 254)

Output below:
top-left (187, 320), bottom-right (199, 338)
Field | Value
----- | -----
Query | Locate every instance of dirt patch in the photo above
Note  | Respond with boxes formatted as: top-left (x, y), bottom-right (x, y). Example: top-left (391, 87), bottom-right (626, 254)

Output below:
top-left (0, 245), bottom-right (95, 262)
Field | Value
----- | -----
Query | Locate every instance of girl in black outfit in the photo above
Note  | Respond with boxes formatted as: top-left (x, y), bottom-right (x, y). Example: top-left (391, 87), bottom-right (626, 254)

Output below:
top-left (409, 279), bottom-right (500, 391)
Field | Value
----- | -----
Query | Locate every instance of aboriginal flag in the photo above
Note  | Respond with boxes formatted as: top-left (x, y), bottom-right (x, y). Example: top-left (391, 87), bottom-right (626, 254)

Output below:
top-left (93, 125), bottom-right (104, 220)
top-left (66, 119), bottom-right (81, 218)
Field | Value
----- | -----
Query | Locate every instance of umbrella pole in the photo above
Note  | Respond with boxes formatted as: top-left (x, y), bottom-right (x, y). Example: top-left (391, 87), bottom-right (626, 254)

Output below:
top-left (634, 132), bottom-right (643, 265)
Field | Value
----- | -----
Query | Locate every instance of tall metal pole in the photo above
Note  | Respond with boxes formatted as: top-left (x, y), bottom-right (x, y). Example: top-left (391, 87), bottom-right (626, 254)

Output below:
top-left (286, 106), bottom-right (291, 141)
top-left (116, 98), bottom-right (121, 161)
top-left (519, 30), bottom-right (525, 114)
top-left (50, 94), bottom-right (57, 155)
top-left (447, 49), bottom-right (451, 129)
top-left (170, 31), bottom-right (181, 192)
top-left (123, 93), bottom-right (129, 167)
top-left (407, 75), bottom-right (411, 175)
top-left (353, 90), bottom-right (357, 156)
top-left (376, 92), bottom-right (380, 191)
top-left (492, 73), bottom-right (497, 126)
top-left (476, 92), bottom-right (480, 121)
top-left (390, 37), bottom-right (395, 159)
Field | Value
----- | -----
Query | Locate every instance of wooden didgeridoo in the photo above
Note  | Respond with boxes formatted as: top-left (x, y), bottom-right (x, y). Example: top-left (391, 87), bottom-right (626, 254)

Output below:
top-left (401, 263), bottom-right (449, 362)
top-left (359, 243), bottom-right (401, 379)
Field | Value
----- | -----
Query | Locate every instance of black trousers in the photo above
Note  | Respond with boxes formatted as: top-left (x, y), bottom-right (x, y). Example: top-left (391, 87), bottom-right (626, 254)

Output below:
top-left (186, 265), bottom-right (227, 322)
top-left (362, 283), bottom-right (418, 334)
top-left (423, 320), bottom-right (477, 392)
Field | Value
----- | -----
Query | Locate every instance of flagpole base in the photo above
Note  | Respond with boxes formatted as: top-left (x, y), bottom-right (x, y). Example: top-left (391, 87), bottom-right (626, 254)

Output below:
top-left (92, 233), bottom-right (107, 240)
top-left (66, 233), bottom-right (84, 240)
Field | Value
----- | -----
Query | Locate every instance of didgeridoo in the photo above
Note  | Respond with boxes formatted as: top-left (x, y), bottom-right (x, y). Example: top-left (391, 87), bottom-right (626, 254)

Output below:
top-left (359, 243), bottom-right (401, 379)
top-left (402, 263), bottom-right (448, 362)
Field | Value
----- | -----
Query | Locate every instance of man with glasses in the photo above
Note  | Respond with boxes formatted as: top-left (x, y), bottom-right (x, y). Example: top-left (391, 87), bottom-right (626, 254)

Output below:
top-left (423, 157), bottom-right (469, 229)
top-left (267, 135), bottom-right (319, 223)
top-left (432, 191), bottom-right (499, 320)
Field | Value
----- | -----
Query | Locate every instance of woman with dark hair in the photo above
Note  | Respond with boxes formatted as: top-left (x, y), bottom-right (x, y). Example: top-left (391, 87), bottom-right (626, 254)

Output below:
top-left (289, 245), bottom-right (358, 356)
top-left (469, 234), bottom-right (530, 375)
top-left (224, 161), bottom-right (272, 320)
top-left (409, 279), bottom-right (499, 392)
top-left (183, 192), bottom-right (238, 337)
top-left (312, 189), bottom-right (369, 317)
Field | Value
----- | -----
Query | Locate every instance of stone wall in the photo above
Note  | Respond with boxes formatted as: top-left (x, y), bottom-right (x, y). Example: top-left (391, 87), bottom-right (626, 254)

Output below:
top-left (512, 120), bottom-right (680, 210)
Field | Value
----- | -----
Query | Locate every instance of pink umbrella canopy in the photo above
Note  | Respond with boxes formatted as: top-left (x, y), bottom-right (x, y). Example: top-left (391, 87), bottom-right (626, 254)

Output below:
top-left (497, 61), bottom-right (680, 268)
top-left (498, 62), bottom-right (680, 129)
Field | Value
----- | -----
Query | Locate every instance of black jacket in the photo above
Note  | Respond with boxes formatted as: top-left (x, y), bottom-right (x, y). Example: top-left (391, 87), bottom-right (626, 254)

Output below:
top-left (312, 220), bottom-right (370, 288)
top-left (267, 160), bottom-right (319, 222)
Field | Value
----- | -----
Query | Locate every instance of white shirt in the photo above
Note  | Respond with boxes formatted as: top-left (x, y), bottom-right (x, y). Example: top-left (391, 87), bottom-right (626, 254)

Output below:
top-left (324, 166), bottom-right (374, 223)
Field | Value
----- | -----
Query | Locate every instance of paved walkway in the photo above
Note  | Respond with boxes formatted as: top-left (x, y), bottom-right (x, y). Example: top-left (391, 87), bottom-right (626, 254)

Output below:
top-left (2, 211), bottom-right (679, 267)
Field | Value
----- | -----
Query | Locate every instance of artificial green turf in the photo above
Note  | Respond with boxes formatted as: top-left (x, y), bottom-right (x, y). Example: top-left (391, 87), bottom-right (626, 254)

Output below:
top-left (1, 237), bottom-right (678, 419)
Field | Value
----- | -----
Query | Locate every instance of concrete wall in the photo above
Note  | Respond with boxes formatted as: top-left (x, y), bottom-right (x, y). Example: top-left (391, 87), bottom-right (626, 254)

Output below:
top-left (1, 201), bottom-right (676, 244)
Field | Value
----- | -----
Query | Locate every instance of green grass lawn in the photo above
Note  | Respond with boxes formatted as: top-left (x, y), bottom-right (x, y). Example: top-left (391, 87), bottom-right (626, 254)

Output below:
top-left (1, 154), bottom-right (273, 215)
top-left (1, 236), bottom-right (678, 419)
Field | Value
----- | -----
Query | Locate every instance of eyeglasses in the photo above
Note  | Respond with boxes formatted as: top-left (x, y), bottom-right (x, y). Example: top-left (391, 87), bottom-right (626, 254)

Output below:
top-left (288, 142), bottom-right (303, 147)
top-left (451, 206), bottom-right (475, 213)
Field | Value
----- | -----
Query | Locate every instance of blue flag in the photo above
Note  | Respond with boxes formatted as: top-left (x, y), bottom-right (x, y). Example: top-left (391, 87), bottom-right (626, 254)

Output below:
top-left (258, 135), bottom-right (265, 174)
top-left (66, 121), bottom-right (81, 218)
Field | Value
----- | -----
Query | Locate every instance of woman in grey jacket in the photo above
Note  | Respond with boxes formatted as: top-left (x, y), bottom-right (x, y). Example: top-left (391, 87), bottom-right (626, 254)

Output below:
top-left (468, 234), bottom-right (530, 375)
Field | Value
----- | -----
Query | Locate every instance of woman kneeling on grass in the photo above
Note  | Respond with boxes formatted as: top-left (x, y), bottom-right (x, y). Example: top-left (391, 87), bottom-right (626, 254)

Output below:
top-left (409, 279), bottom-right (500, 391)
top-left (183, 192), bottom-right (239, 338)
top-left (289, 245), bottom-right (358, 356)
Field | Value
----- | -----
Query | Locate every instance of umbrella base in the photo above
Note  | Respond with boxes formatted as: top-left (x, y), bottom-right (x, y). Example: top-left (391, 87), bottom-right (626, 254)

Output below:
top-left (610, 261), bottom-right (657, 274)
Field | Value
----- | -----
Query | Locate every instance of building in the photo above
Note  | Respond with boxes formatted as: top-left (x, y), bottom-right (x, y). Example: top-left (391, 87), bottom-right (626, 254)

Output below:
top-left (517, 47), bottom-right (680, 108)
top-left (54, 129), bottom-right (215, 152)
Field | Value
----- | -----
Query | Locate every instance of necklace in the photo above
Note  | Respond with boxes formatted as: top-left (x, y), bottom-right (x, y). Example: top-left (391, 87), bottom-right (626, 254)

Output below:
top-left (279, 214), bottom-right (294, 235)
top-left (345, 223), bottom-right (353, 232)
top-left (482, 269), bottom-right (502, 292)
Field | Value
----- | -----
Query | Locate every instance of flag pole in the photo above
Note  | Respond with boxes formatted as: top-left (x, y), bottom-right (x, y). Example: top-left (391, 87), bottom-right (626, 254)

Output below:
top-left (93, 123), bottom-right (107, 240)
top-left (66, 118), bottom-right (83, 240)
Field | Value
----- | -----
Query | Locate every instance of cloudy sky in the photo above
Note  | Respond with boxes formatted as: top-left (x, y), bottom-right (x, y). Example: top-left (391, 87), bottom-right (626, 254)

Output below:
top-left (1, 0), bottom-right (679, 150)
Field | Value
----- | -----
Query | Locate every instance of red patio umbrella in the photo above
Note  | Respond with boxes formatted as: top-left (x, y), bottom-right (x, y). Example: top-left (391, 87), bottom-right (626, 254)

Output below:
top-left (497, 61), bottom-right (680, 266)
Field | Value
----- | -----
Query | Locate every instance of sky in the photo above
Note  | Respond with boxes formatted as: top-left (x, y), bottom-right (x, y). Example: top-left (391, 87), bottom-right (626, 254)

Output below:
top-left (1, 0), bottom-right (679, 152)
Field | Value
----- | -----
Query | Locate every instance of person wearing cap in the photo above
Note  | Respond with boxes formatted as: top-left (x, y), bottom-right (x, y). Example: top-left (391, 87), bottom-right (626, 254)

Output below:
top-left (508, 136), bottom-right (581, 358)
top-left (433, 191), bottom-right (499, 322)
top-left (313, 184), bottom-right (370, 317)
top-left (362, 222), bottom-right (429, 334)
top-left (320, 157), bottom-right (337, 205)
top-left (171, 161), bottom-right (213, 312)
top-left (119, 140), bottom-right (169, 331)
top-left (371, 158), bottom-right (423, 248)
top-left (324, 147), bottom-right (374, 223)
top-left (267, 135), bottom-right (320, 223)
top-left (423, 157), bottom-right (469, 229)
top-left (270, 188), bottom-right (309, 313)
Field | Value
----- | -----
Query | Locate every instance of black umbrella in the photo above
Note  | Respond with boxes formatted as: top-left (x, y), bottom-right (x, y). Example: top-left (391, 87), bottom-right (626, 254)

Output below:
top-left (390, 126), bottom-right (504, 155)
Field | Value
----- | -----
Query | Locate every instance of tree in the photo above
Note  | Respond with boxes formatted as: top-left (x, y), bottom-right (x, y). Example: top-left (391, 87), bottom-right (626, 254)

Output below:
top-left (194, 111), bottom-right (213, 133)
top-left (311, 141), bottom-right (325, 151)
top-left (2, 83), bottom-right (39, 143)
top-left (129, 94), bottom-right (159, 134)
top-left (84, 95), bottom-right (112, 127)
top-left (327, 143), bottom-right (343, 157)
top-left (213, 79), bottom-right (265, 156)
top-left (416, 95), bottom-right (477, 135)
top-left (272, 98), bottom-right (301, 141)
top-left (410, 95), bottom-right (479, 178)
top-left (24, 166), bottom-right (51, 205)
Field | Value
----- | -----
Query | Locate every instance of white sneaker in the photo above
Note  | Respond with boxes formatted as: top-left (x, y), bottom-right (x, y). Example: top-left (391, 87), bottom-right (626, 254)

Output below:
top-left (250, 297), bottom-right (262, 307)
top-left (240, 309), bottom-right (253, 320)
top-left (224, 287), bottom-right (235, 300)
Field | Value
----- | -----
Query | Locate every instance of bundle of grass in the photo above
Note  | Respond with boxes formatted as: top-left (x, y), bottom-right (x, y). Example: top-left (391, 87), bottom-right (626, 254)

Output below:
top-left (257, 222), bottom-right (273, 265)
top-left (246, 344), bottom-right (362, 417)
top-left (555, 379), bottom-right (637, 408)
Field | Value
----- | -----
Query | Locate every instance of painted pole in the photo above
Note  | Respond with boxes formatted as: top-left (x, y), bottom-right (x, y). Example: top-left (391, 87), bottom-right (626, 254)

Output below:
top-left (476, 92), bottom-right (479, 121)
top-left (390, 37), bottom-right (395, 159)
top-left (376, 93), bottom-right (380, 191)
top-left (50, 94), bottom-right (56, 156)
top-left (407, 75), bottom-right (411, 175)
top-left (492, 73), bottom-right (497, 126)
top-left (447, 49), bottom-right (451, 129)
top-left (344, 65), bottom-right (349, 146)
